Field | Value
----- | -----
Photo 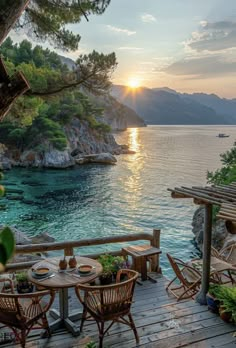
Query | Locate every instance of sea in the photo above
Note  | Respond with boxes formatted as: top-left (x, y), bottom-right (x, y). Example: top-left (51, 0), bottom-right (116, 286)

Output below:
top-left (1, 125), bottom-right (236, 277)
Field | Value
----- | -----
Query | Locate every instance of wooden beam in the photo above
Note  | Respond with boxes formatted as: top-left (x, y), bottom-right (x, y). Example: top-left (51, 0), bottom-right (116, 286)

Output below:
top-left (171, 192), bottom-right (189, 199)
top-left (173, 187), bottom-right (221, 205)
top-left (193, 198), bottom-right (207, 205)
top-left (15, 232), bottom-right (154, 254)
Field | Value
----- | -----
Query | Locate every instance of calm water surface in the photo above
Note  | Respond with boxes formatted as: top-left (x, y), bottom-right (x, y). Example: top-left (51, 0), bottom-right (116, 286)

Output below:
top-left (1, 126), bottom-right (236, 276)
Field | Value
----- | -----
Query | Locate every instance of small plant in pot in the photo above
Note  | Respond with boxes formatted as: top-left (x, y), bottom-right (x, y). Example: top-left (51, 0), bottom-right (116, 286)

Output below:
top-left (99, 266), bottom-right (113, 285)
top-left (218, 286), bottom-right (236, 323)
top-left (113, 256), bottom-right (131, 280)
top-left (98, 254), bottom-right (115, 285)
top-left (16, 272), bottom-right (33, 293)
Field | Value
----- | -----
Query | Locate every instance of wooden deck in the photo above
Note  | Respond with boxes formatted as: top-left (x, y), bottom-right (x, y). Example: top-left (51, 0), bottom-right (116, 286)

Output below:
top-left (0, 274), bottom-right (236, 348)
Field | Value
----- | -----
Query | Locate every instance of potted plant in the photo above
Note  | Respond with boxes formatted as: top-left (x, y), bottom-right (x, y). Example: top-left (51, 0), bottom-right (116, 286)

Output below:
top-left (206, 284), bottom-right (222, 313)
top-left (16, 272), bottom-right (33, 293)
top-left (112, 256), bottom-right (131, 280)
top-left (97, 254), bottom-right (115, 285)
top-left (218, 286), bottom-right (236, 323)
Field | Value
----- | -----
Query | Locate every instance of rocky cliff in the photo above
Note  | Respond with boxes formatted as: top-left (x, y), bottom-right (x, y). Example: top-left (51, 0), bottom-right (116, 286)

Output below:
top-left (88, 93), bottom-right (146, 130)
top-left (192, 206), bottom-right (236, 251)
top-left (0, 118), bottom-right (129, 169)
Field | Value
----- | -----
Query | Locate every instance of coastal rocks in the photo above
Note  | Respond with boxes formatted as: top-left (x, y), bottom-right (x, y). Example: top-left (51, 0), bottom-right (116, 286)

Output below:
top-left (1, 225), bottom-right (32, 245)
top-left (3, 226), bottom-right (56, 264)
top-left (192, 207), bottom-right (228, 250)
top-left (75, 153), bottom-right (117, 165)
top-left (19, 149), bottom-right (75, 168)
top-left (0, 118), bottom-right (135, 169)
top-left (0, 225), bottom-right (55, 246)
top-left (31, 232), bottom-right (55, 244)
top-left (0, 144), bottom-right (11, 170)
top-left (42, 149), bottom-right (75, 168)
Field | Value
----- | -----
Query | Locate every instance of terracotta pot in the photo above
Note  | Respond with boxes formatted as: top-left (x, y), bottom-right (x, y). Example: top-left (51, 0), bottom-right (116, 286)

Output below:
top-left (225, 220), bottom-right (236, 234)
top-left (59, 258), bottom-right (67, 270)
top-left (68, 256), bottom-right (77, 268)
top-left (219, 306), bottom-right (232, 323)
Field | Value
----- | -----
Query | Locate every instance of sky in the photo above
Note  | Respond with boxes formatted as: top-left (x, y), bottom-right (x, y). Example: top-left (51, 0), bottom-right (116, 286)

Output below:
top-left (12, 0), bottom-right (236, 98)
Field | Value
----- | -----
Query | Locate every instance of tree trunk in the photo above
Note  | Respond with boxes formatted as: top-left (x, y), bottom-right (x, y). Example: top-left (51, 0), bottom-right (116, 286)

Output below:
top-left (0, 1), bottom-right (30, 120)
top-left (0, 57), bottom-right (30, 121)
top-left (0, 0), bottom-right (30, 45)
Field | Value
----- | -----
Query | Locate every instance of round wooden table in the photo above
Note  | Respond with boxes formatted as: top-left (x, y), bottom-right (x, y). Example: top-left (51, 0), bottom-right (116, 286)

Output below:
top-left (28, 256), bottom-right (102, 336)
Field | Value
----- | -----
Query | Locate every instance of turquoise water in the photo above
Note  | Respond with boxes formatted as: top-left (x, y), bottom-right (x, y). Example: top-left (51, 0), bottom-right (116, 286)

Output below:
top-left (1, 125), bottom-right (236, 276)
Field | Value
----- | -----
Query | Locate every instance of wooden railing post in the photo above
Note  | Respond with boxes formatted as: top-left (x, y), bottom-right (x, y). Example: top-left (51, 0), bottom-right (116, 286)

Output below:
top-left (151, 229), bottom-right (161, 273)
top-left (64, 247), bottom-right (74, 257)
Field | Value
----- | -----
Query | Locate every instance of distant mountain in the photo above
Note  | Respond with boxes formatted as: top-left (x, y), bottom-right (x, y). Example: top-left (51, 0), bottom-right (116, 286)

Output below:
top-left (112, 85), bottom-right (236, 125)
top-left (58, 56), bottom-right (145, 129)
top-left (182, 93), bottom-right (236, 120)
top-left (58, 55), bottom-right (76, 70)
top-left (87, 93), bottom-right (146, 130)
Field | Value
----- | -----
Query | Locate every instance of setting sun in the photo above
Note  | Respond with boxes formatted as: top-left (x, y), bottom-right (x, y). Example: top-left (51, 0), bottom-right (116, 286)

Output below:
top-left (127, 78), bottom-right (140, 89)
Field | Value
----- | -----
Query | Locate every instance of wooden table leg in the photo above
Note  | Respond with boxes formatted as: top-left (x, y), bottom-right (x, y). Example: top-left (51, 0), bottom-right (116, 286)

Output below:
top-left (49, 288), bottom-right (80, 336)
top-left (140, 256), bottom-right (147, 281)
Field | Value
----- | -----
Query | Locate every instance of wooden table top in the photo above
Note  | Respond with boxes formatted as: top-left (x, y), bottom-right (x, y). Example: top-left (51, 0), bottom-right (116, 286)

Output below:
top-left (28, 256), bottom-right (102, 289)
top-left (122, 244), bottom-right (161, 258)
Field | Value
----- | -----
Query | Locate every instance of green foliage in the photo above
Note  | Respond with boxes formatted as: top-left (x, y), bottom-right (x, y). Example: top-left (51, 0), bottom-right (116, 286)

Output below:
top-left (97, 255), bottom-right (129, 276)
top-left (1, 38), bottom-right (114, 151)
top-left (85, 342), bottom-right (97, 348)
top-left (207, 144), bottom-right (236, 221)
top-left (207, 145), bottom-right (236, 185)
top-left (17, 1), bottom-right (111, 51)
top-left (209, 285), bottom-right (236, 322)
top-left (16, 272), bottom-right (28, 282)
top-left (0, 226), bottom-right (15, 272)
top-left (98, 254), bottom-right (116, 275)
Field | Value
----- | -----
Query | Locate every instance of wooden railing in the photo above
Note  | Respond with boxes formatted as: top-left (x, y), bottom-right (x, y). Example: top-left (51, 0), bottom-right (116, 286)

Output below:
top-left (6, 229), bottom-right (161, 273)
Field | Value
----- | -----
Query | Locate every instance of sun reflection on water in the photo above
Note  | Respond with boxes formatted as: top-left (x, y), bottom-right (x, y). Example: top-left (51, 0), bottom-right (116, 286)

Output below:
top-left (123, 128), bottom-right (144, 216)
top-left (128, 128), bottom-right (140, 152)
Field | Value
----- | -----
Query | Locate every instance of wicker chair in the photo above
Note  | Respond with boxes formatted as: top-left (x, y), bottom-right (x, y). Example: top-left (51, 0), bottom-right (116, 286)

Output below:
top-left (75, 269), bottom-right (139, 348)
top-left (0, 274), bottom-right (14, 293)
top-left (166, 253), bottom-right (202, 301)
top-left (0, 289), bottom-right (55, 348)
top-left (219, 244), bottom-right (236, 266)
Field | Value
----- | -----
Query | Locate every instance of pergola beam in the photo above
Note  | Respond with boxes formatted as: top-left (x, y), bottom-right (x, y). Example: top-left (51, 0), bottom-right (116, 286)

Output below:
top-left (169, 182), bottom-right (236, 305)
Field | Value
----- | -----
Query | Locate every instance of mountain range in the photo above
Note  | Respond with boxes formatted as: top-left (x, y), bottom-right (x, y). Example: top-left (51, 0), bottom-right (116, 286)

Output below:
top-left (112, 85), bottom-right (236, 125)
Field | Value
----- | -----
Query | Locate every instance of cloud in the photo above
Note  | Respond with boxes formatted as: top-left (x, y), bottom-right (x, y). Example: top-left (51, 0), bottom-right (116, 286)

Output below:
top-left (106, 25), bottom-right (136, 36)
top-left (185, 20), bottom-right (236, 52)
top-left (165, 55), bottom-right (236, 78)
top-left (141, 13), bottom-right (157, 23)
top-left (118, 46), bottom-right (144, 50)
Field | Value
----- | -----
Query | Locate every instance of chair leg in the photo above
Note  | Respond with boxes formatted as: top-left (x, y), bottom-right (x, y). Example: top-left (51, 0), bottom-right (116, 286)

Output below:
top-left (128, 313), bottom-right (139, 344)
top-left (80, 308), bottom-right (87, 332)
top-left (98, 321), bottom-right (104, 348)
top-left (20, 330), bottom-right (26, 348)
top-left (43, 314), bottom-right (51, 338)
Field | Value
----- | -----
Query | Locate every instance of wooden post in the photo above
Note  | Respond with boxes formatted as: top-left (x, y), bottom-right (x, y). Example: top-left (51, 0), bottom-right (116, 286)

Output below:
top-left (64, 247), bottom-right (74, 257)
top-left (196, 204), bottom-right (212, 305)
top-left (151, 229), bottom-right (161, 273)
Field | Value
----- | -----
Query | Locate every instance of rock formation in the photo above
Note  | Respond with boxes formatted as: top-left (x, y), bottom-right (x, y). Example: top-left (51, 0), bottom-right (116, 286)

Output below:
top-left (192, 206), bottom-right (236, 251)
top-left (0, 118), bottom-right (133, 169)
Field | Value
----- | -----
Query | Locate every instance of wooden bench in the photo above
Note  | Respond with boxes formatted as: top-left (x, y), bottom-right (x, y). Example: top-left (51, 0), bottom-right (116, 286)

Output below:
top-left (122, 244), bottom-right (162, 283)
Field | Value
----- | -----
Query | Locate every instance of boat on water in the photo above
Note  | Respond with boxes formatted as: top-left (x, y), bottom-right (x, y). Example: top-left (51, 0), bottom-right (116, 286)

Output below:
top-left (217, 133), bottom-right (230, 138)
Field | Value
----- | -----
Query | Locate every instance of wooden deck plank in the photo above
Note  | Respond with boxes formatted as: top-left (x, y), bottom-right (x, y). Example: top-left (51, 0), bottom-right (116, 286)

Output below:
top-left (0, 274), bottom-right (235, 348)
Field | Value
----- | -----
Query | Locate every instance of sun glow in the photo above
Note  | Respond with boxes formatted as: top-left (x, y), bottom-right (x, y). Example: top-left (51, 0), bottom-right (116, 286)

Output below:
top-left (127, 78), bottom-right (140, 89)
